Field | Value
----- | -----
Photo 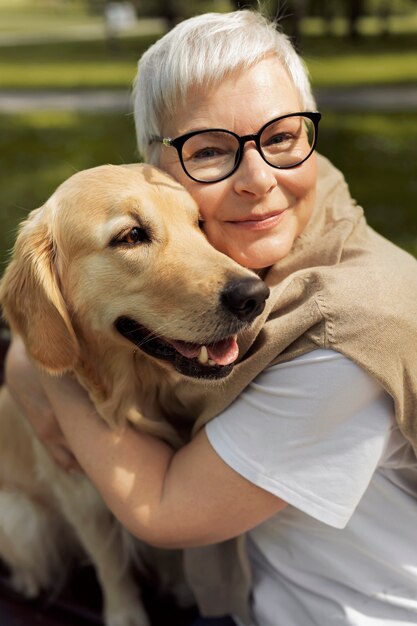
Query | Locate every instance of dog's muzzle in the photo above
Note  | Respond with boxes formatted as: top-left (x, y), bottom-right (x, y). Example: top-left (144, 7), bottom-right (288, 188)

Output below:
top-left (115, 277), bottom-right (269, 380)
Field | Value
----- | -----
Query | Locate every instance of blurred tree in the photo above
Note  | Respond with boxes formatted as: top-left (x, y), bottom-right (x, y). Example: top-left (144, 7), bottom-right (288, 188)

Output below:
top-left (283, 0), bottom-right (309, 48)
top-left (82, 0), bottom-right (417, 39)
top-left (230, 0), bottom-right (308, 48)
top-left (309, 0), bottom-right (341, 34)
top-left (377, 0), bottom-right (391, 37)
top-left (229, 0), bottom-right (258, 7)
top-left (136, 0), bottom-right (224, 26)
top-left (347, 0), bottom-right (365, 39)
top-left (160, 0), bottom-right (177, 27)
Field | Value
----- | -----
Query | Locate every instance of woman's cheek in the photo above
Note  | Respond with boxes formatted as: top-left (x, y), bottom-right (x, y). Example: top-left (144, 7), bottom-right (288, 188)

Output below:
top-left (285, 154), bottom-right (317, 200)
top-left (200, 222), bottom-right (225, 253)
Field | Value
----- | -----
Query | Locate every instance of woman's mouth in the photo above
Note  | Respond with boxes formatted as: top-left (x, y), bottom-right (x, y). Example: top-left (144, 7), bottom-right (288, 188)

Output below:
top-left (227, 210), bottom-right (288, 231)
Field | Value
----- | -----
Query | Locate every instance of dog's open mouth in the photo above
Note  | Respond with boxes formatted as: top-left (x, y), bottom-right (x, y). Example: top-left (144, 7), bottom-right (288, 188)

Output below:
top-left (115, 316), bottom-right (239, 379)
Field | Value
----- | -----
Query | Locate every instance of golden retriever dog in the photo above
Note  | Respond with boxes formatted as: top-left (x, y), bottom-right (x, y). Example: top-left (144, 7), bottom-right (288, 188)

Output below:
top-left (0, 164), bottom-right (269, 626)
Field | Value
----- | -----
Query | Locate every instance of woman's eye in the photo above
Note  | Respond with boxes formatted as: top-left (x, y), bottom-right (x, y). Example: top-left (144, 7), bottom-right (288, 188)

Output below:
top-left (267, 133), bottom-right (292, 145)
top-left (112, 227), bottom-right (150, 246)
top-left (191, 147), bottom-right (225, 160)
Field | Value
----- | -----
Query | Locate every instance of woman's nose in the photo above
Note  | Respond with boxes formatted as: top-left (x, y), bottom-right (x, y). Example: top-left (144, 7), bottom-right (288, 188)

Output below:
top-left (233, 145), bottom-right (277, 197)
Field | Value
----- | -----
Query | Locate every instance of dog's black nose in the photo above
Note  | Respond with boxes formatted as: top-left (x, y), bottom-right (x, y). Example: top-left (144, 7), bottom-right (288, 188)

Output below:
top-left (221, 278), bottom-right (270, 323)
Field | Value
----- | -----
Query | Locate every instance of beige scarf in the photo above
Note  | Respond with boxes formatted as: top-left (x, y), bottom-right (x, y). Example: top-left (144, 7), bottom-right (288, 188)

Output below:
top-left (171, 154), bottom-right (417, 622)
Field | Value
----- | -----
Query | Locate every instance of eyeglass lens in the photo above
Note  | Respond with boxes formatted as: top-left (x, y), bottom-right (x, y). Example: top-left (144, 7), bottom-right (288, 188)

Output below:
top-left (180, 115), bottom-right (316, 182)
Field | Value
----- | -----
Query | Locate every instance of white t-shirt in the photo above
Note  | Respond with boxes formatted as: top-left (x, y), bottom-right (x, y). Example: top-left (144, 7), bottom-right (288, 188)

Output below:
top-left (205, 350), bottom-right (417, 626)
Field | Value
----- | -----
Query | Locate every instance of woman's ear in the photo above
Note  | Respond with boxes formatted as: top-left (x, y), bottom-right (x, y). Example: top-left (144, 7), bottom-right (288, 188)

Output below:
top-left (0, 207), bottom-right (79, 373)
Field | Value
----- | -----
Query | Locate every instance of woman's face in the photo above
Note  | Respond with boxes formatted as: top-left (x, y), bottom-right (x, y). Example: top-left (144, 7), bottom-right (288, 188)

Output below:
top-left (158, 57), bottom-right (317, 270)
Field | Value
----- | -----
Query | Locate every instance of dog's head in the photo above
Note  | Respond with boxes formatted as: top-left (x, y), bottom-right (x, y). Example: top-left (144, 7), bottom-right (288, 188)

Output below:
top-left (1, 164), bottom-right (269, 381)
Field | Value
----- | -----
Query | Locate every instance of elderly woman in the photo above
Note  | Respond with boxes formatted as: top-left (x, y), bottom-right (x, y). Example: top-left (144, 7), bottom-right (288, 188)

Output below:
top-left (6, 10), bottom-right (417, 626)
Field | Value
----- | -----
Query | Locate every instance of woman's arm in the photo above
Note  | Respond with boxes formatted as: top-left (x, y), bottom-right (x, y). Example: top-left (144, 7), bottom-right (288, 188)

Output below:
top-left (39, 370), bottom-right (287, 549)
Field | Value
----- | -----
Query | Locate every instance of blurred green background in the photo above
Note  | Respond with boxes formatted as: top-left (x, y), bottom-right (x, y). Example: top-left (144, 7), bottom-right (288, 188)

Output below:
top-left (1, 0), bottom-right (417, 271)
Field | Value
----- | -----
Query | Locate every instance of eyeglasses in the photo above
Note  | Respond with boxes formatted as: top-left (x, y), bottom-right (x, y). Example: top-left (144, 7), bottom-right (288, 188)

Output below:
top-left (149, 112), bottom-right (321, 184)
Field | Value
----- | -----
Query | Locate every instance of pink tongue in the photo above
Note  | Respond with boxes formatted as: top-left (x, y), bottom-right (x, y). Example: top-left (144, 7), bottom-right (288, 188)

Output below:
top-left (207, 337), bottom-right (239, 365)
top-left (168, 336), bottom-right (239, 366)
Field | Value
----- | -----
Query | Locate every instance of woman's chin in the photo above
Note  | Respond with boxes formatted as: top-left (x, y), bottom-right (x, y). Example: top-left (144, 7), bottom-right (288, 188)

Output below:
top-left (224, 233), bottom-right (297, 270)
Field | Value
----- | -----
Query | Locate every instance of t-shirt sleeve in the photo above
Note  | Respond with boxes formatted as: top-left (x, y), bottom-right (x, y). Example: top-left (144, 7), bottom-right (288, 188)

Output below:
top-left (205, 349), bottom-right (394, 529)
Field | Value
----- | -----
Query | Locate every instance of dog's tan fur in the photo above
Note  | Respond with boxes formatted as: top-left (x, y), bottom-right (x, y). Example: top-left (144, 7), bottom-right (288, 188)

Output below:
top-left (0, 164), bottom-right (260, 626)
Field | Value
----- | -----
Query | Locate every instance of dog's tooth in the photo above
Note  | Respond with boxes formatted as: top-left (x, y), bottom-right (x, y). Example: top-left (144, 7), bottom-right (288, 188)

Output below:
top-left (208, 359), bottom-right (216, 366)
top-left (198, 346), bottom-right (209, 364)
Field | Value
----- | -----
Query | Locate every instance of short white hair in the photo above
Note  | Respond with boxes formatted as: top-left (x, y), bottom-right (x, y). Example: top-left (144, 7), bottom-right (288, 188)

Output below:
top-left (133, 10), bottom-right (317, 164)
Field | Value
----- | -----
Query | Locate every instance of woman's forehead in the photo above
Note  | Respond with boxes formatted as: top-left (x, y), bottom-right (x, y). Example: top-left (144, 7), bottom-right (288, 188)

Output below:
top-left (163, 58), bottom-right (301, 137)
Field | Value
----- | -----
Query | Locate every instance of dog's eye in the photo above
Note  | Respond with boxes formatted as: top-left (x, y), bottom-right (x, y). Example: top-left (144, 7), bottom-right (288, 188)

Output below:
top-left (124, 227), bottom-right (149, 245)
top-left (112, 227), bottom-right (150, 247)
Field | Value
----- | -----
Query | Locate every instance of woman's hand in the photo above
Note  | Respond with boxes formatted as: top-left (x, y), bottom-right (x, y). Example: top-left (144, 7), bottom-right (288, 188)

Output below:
top-left (5, 334), bottom-right (79, 471)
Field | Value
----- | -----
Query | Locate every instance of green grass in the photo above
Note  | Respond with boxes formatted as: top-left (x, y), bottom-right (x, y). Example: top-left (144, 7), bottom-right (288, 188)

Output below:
top-left (318, 111), bottom-right (417, 255)
top-left (302, 34), bottom-right (417, 87)
top-left (0, 19), bottom-right (416, 90)
top-left (0, 0), bottom-right (86, 23)
top-left (307, 49), bottom-right (417, 87)
top-left (0, 35), bottom-right (160, 89)
top-left (1, 33), bottom-right (417, 90)
top-left (301, 12), bottom-right (417, 37)
top-left (0, 0), bottom-right (103, 36)
top-left (0, 58), bottom-right (141, 90)
top-left (0, 110), bottom-right (416, 272)
top-left (0, 111), bottom-right (138, 270)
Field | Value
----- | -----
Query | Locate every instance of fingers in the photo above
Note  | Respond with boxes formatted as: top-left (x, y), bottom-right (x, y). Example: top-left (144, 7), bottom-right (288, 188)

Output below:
top-left (49, 444), bottom-right (81, 473)
top-left (31, 411), bottom-right (78, 471)
top-left (27, 408), bottom-right (81, 472)
top-left (29, 410), bottom-right (81, 472)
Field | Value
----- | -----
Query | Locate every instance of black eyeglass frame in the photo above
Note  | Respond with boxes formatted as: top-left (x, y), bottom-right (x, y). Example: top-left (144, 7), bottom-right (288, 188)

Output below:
top-left (149, 111), bottom-right (322, 184)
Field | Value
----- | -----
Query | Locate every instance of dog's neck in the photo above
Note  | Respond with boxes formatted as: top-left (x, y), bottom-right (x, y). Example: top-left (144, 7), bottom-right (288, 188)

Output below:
top-left (72, 326), bottom-right (188, 448)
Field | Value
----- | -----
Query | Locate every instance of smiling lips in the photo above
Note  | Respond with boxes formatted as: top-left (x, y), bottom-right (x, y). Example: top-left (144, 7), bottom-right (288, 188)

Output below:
top-left (227, 209), bottom-right (288, 231)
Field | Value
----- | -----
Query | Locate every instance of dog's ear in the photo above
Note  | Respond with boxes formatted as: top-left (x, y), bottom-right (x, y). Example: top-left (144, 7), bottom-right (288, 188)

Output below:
top-left (0, 208), bottom-right (79, 373)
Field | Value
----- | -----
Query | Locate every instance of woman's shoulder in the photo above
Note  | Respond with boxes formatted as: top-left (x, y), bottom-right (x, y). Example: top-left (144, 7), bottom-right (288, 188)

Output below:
top-left (316, 225), bottom-right (417, 324)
